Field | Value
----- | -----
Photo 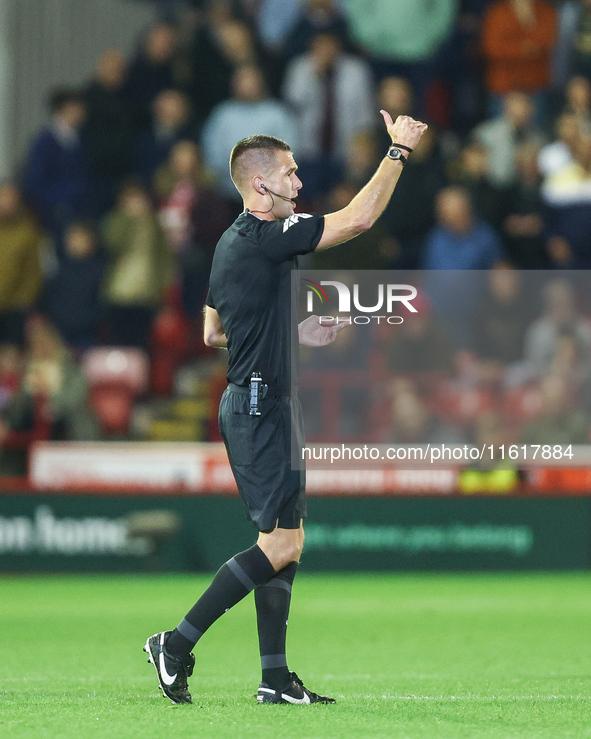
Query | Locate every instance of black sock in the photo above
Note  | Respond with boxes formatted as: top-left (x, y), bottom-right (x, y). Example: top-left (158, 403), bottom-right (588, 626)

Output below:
top-left (167, 544), bottom-right (276, 659)
top-left (255, 561), bottom-right (298, 689)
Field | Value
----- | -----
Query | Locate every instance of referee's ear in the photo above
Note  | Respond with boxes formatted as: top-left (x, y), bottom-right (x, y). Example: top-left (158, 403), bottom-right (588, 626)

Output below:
top-left (253, 176), bottom-right (266, 195)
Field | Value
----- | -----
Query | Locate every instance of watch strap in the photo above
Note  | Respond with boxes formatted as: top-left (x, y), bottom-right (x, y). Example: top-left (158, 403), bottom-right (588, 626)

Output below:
top-left (391, 142), bottom-right (413, 153)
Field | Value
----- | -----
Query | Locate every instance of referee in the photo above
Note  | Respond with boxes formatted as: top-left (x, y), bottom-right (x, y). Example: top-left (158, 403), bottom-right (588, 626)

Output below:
top-left (145, 111), bottom-right (427, 705)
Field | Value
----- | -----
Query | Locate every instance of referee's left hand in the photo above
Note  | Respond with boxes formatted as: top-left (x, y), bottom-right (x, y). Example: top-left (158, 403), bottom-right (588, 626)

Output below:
top-left (298, 315), bottom-right (352, 346)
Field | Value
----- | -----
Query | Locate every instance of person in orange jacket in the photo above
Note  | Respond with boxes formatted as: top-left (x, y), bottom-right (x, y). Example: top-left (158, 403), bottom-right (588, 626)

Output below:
top-left (482, 0), bottom-right (557, 107)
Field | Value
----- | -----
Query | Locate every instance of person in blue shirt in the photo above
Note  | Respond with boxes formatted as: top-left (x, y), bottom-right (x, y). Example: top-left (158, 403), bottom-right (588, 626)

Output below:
top-left (421, 186), bottom-right (505, 349)
top-left (422, 185), bottom-right (503, 270)
top-left (23, 89), bottom-right (90, 241)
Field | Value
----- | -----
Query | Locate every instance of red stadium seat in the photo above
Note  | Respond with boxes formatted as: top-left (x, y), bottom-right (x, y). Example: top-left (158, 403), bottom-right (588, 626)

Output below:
top-left (89, 385), bottom-right (134, 436)
top-left (82, 347), bottom-right (149, 394)
top-left (150, 305), bottom-right (190, 395)
top-left (82, 348), bottom-right (149, 435)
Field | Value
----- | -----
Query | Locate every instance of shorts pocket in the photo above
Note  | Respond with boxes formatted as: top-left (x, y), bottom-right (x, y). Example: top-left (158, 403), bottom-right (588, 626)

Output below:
top-left (224, 413), bottom-right (253, 467)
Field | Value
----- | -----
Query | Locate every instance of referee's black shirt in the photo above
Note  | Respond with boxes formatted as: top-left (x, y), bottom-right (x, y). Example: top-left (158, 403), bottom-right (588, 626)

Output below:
top-left (206, 210), bottom-right (324, 391)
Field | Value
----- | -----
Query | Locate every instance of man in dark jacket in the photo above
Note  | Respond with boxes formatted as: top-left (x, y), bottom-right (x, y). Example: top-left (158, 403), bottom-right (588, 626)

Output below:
top-left (83, 50), bottom-right (135, 215)
top-left (23, 89), bottom-right (90, 241)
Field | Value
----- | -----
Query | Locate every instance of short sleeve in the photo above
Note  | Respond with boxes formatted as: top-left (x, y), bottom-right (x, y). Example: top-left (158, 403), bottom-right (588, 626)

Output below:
top-left (258, 213), bottom-right (324, 262)
top-left (205, 288), bottom-right (215, 308)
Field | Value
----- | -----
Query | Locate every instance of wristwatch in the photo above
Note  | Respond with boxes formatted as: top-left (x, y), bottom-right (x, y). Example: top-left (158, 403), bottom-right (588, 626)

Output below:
top-left (387, 146), bottom-right (407, 165)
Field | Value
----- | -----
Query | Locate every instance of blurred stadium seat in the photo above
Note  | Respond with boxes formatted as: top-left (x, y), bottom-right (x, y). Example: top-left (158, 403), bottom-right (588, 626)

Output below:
top-left (502, 385), bottom-right (543, 424)
top-left (82, 347), bottom-right (148, 435)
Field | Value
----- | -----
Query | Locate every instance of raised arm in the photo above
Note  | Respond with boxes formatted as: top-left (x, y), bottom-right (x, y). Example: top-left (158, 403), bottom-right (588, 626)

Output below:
top-left (203, 305), bottom-right (228, 348)
top-left (316, 112), bottom-right (428, 250)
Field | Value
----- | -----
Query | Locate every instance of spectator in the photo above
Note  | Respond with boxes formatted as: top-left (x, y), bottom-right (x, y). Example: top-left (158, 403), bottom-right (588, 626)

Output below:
top-left (436, 0), bottom-right (489, 134)
top-left (0, 183), bottom-right (44, 346)
top-left (43, 222), bottom-right (104, 350)
top-left (374, 76), bottom-right (414, 154)
top-left (83, 49), bottom-right (135, 215)
top-left (508, 278), bottom-right (591, 384)
top-left (202, 65), bottom-right (295, 202)
top-left (102, 182), bottom-right (173, 348)
top-left (135, 89), bottom-right (193, 188)
top-left (385, 377), bottom-right (466, 444)
top-left (551, 0), bottom-right (581, 88)
top-left (310, 180), bottom-right (391, 269)
top-left (255, 0), bottom-right (305, 51)
top-left (538, 111), bottom-right (581, 178)
top-left (339, 131), bottom-right (380, 190)
top-left (520, 374), bottom-right (589, 444)
top-left (472, 266), bottom-right (536, 367)
top-left (570, 0), bottom-right (591, 79)
top-left (473, 91), bottom-right (545, 187)
top-left (283, 32), bottom-right (374, 198)
top-left (127, 21), bottom-right (179, 131)
top-left (385, 292), bottom-right (455, 374)
top-left (547, 329), bottom-right (591, 387)
top-left (421, 186), bottom-right (504, 348)
top-left (188, 17), bottom-right (283, 124)
top-left (22, 89), bottom-right (90, 239)
top-left (454, 141), bottom-right (506, 230)
top-left (345, 0), bottom-right (456, 112)
top-left (382, 125), bottom-right (448, 269)
top-left (378, 75), bottom-right (413, 116)
top-left (564, 74), bottom-right (591, 125)
top-left (284, 0), bottom-right (352, 59)
top-left (542, 132), bottom-right (591, 267)
top-left (422, 186), bottom-right (504, 270)
top-left (500, 142), bottom-right (549, 267)
top-left (481, 0), bottom-right (557, 115)
top-left (155, 140), bottom-right (231, 316)
top-left (0, 317), bottom-right (101, 447)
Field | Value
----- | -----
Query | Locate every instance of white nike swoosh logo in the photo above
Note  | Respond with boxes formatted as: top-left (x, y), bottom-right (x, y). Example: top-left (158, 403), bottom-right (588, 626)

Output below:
top-left (159, 652), bottom-right (177, 686)
top-left (281, 691), bottom-right (311, 704)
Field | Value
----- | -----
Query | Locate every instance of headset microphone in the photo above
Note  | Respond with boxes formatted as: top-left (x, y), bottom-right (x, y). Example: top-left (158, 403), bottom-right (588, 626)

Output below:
top-left (260, 184), bottom-right (294, 203)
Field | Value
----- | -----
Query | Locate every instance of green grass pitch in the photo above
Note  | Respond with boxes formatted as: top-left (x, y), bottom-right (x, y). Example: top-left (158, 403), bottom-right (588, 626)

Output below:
top-left (2, 572), bottom-right (591, 738)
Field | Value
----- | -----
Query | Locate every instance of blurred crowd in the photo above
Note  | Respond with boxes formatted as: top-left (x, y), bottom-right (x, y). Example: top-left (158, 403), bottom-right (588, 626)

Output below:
top-left (2, 0), bottom-right (591, 466)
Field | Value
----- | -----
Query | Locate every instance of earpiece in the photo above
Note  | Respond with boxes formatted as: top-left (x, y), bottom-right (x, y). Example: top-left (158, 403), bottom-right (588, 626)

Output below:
top-left (260, 183), bottom-right (267, 192)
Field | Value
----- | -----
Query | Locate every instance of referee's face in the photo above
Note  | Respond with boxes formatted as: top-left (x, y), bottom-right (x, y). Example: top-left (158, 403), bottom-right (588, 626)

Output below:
top-left (267, 150), bottom-right (302, 219)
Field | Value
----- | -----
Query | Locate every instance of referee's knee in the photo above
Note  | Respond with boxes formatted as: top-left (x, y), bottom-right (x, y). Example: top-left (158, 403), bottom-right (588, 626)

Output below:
top-left (258, 532), bottom-right (303, 570)
top-left (289, 527), bottom-right (304, 562)
top-left (278, 540), bottom-right (303, 569)
top-left (258, 520), bottom-right (304, 564)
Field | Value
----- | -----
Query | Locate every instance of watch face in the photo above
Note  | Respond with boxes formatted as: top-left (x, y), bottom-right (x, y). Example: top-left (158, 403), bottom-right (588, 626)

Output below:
top-left (388, 148), bottom-right (405, 162)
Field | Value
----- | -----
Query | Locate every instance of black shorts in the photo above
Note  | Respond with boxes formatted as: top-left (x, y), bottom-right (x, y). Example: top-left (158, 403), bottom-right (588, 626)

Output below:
top-left (218, 385), bottom-right (306, 531)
